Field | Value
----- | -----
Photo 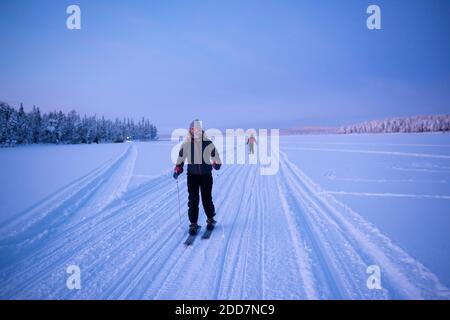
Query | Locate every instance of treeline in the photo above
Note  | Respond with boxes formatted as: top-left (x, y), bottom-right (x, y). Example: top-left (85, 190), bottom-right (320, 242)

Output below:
top-left (339, 115), bottom-right (450, 134)
top-left (0, 102), bottom-right (158, 146)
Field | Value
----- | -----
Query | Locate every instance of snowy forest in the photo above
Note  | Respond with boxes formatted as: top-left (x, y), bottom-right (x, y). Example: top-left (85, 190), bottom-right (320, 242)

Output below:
top-left (0, 102), bottom-right (158, 146)
top-left (339, 115), bottom-right (450, 134)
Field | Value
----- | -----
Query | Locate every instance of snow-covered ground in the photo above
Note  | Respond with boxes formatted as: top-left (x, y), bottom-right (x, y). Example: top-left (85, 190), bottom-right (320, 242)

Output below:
top-left (0, 143), bottom-right (130, 224)
top-left (0, 134), bottom-right (449, 299)
top-left (281, 133), bottom-right (450, 292)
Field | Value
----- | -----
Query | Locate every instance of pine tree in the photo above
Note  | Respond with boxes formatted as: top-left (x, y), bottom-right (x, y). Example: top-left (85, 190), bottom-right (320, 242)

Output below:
top-left (0, 102), bottom-right (159, 146)
top-left (29, 106), bottom-right (42, 143)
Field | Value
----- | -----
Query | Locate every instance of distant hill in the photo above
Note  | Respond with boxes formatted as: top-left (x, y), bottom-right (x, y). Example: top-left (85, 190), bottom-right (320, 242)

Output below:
top-left (281, 126), bottom-right (338, 135)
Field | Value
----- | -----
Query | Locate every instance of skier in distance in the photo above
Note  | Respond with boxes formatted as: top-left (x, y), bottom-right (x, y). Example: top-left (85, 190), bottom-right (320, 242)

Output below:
top-left (247, 133), bottom-right (257, 155)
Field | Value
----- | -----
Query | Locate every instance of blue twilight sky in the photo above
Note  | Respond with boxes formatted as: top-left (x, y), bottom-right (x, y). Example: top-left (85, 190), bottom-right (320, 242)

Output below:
top-left (0, 0), bottom-right (449, 132)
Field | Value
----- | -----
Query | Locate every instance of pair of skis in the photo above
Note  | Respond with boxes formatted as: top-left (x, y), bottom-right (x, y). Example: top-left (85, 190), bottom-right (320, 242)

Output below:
top-left (184, 225), bottom-right (214, 246)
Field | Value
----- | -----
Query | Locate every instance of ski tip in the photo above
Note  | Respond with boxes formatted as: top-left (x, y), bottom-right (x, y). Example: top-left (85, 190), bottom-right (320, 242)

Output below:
top-left (201, 228), bottom-right (214, 239)
top-left (184, 226), bottom-right (202, 246)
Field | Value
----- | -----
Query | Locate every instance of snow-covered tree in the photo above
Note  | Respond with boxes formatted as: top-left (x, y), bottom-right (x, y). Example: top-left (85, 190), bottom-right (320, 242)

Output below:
top-left (0, 102), bottom-right (158, 146)
top-left (339, 115), bottom-right (450, 134)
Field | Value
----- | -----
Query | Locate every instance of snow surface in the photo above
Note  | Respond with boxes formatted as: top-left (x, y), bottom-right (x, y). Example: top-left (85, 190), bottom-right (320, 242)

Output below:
top-left (0, 134), bottom-right (449, 299)
top-left (0, 143), bottom-right (129, 224)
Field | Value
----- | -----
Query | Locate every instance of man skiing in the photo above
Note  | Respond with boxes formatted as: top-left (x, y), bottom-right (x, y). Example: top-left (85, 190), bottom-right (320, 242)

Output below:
top-left (247, 133), bottom-right (257, 155)
top-left (173, 120), bottom-right (221, 235)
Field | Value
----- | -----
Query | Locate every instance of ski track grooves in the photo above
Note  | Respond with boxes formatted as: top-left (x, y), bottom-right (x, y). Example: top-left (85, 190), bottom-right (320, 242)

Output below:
top-left (109, 164), bottom-right (240, 299)
top-left (0, 144), bottom-right (449, 299)
top-left (279, 151), bottom-right (450, 299)
top-left (0, 143), bottom-right (137, 297)
top-left (149, 164), bottom-right (250, 300)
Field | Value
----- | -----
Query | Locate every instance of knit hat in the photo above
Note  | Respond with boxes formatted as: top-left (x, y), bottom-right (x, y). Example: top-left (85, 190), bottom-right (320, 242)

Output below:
top-left (189, 119), bottom-right (202, 130)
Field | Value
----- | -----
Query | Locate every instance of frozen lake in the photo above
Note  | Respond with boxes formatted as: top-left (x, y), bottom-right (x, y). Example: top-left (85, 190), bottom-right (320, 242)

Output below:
top-left (0, 133), bottom-right (449, 299)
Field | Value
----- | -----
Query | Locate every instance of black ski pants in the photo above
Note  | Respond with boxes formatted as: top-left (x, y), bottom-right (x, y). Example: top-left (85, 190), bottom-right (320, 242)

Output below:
top-left (187, 173), bottom-right (215, 223)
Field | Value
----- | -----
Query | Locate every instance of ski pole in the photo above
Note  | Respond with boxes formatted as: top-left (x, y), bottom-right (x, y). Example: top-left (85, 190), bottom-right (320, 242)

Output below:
top-left (175, 178), bottom-right (183, 230)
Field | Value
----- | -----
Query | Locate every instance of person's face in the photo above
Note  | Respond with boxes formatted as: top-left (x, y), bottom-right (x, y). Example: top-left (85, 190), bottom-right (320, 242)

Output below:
top-left (190, 126), bottom-right (202, 139)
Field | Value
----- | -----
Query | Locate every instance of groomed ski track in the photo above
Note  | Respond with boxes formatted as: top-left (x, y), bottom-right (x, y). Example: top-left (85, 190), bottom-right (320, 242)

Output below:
top-left (0, 143), bottom-right (448, 299)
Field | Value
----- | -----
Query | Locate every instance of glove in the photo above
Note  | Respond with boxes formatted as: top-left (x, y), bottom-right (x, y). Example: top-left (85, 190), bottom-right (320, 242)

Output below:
top-left (212, 161), bottom-right (221, 170)
top-left (173, 165), bottom-right (183, 179)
